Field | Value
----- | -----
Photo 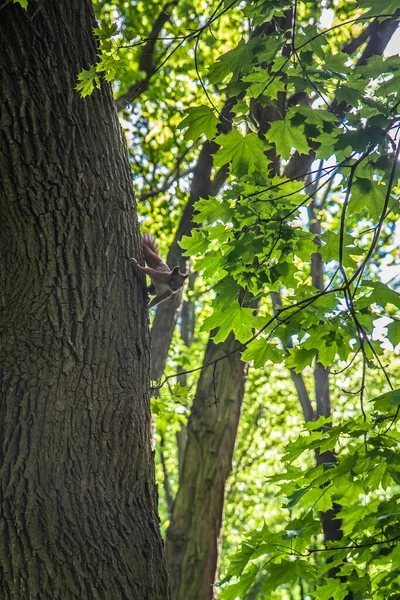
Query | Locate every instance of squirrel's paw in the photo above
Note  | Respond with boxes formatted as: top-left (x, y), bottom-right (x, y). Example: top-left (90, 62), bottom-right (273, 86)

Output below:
top-left (131, 257), bottom-right (139, 267)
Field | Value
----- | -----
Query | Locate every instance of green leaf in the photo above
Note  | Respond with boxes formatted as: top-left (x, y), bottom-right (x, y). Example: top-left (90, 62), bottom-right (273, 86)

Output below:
top-left (333, 476), bottom-right (364, 505)
top-left (319, 230), bottom-right (363, 266)
top-left (315, 131), bottom-right (338, 159)
top-left (242, 338), bottom-right (282, 368)
top-left (286, 347), bottom-right (316, 372)
top-left (219, 565), bottom-right (258, 600)
top-left (208, 38), bottom-right (256, 84)
top-left (194, 253), bottom-right (228, 281)
top-left (180, 230), bottom-right (208, 256)
top-left (361, 281), bottom-right (400, 309)
top-left (178, 106), bottom-right (219, 141)
top-left (317, 580), bottom-right (351, 600)
top-left (94, 22), bottom-right (118, 40)
top-left (76, 65), bottom-right (101, 97)
top-left (13, 0), bottom-right (28, 7)
top-left (305, 416), bottom-right (332, 431)
top-left (192, 196), bottom-right (231, 224)
top-left (263, 560), bottom-right (317, 594)
top-left (286, 486), bottom-right (310, 508)
top-left (266, 120), bottom-right (309, 159)
top-left (358, 0), bottom-right (400, 18)
top-left (242, 68), bottom-right (285, 99)
top-left (349, 178), bottom-right (387, 221)
top-left (337, 504), bottom-right (368, 536)
top-left (225, 543), bottom-right (255, 578)
top-left (387, 320), bottom-right (400, 347)
top-left (294, 104), bottom-right (337, 127)
top-left (214, 130), bottom-right (269, 176)
top-left (202, 301), bottom-right (257, 343)
top-left (318, 342), bottom-right (337, 368)
top-left (372, 388), bottom-right (400, 412)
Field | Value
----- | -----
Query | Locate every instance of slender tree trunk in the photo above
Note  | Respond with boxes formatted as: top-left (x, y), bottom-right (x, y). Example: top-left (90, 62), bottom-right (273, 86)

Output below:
top-left (165, 334), bottom-right (246, 600)
top-left (149, 96), bottom-right (234, 381)
top-left (150, 142), bottom-right (214, 380)
top-left (176, 274), bottom-right (196, 477)
top-left (0, 3), bottom-right (169, 598)
top-left (163, 18), bottom-right (291, 598)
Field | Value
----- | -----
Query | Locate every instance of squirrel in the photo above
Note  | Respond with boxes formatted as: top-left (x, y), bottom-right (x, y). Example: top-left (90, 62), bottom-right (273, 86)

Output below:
top-left (131, 233), bottom-right (189, 309)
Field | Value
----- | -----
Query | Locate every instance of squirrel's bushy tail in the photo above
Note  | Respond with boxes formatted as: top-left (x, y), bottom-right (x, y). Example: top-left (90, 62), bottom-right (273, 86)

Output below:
top-left (141, 232), bottom-right (167, 269)
top-left (141, 232), bottom-right (159, 255)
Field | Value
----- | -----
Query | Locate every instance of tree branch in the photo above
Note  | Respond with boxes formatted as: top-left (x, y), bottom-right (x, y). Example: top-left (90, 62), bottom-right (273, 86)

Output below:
top-left (116, 0), bottom-right (179, 111)
top-left (159, 433), bottom-right (174, 514)
top-left (138, 167), bottom-right (194, 202)
top-left (270, 291), bottom-right (314, 422)
top-left (343, 12), bottom-right (400, 64)
top-left (210, 164), bottom-right (229, 196)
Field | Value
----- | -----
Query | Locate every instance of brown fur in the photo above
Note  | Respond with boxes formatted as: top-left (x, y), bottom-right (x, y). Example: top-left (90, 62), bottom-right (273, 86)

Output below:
top-left (131, 232), bottom-right (189, 308)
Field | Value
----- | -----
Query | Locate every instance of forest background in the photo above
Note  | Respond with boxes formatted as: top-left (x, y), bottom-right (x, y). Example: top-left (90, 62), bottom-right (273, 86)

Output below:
top-left (89, 0), bottom-right (400, 598)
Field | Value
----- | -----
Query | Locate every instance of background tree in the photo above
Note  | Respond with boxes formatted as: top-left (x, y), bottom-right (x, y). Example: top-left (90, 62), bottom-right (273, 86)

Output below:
top-left (0, 2), bottom-right (169, 598)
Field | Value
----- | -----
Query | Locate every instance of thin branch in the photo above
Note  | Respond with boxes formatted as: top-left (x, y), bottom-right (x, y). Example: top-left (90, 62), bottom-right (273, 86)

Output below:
top-left (116, 0), bottom-right (238, 111)
top-left (152, 273), bottom-right (343, 390)
top-left (303, 534), bottom-right (400, 555)
top-left (271, 291), bottom-right (314, 422)
top-left (116, 0), bottom-right (179, 110)
top-left (138, 167), bottom-right (194, 202)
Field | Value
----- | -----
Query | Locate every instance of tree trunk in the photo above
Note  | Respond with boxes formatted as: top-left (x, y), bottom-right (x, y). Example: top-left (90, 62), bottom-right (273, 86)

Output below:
top-left (149, 96), bottom-right (235, 382)
top-left (0, 3), bottom-right (169, 599)
top-left (165, 334), bottom-right (246, 600)
top-left (150, 143), bottom-right (214, 381)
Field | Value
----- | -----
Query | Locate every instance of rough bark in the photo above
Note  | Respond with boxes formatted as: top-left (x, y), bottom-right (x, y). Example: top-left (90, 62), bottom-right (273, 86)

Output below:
top-left (165, 334), bottom-right (246, 600)
top-left (176, 273), bottom-right (196, 477)
top-left (0, 3), bottom-right (169, 599)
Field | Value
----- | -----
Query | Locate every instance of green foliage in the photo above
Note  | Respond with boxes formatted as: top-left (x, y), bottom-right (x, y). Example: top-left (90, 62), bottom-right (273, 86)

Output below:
top-left (219, 408), bottom-right (400, 599)
top-left (76, 22), bottom-right (130, 95)
top-left (266, 119), bottom-right (309, 160)
top-left (178, 106), bottom-right (219, 141)
top-left (214, 130), bottom-right (270, 176)
top-left (76, 65), bottom-right (101, 96)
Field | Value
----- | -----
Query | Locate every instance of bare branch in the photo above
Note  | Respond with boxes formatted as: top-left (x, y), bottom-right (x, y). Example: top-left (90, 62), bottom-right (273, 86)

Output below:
top-left (138, 168), bottom-right (194, 202)
top-left (116, 0), bottom-right (179, 111)
top-left (345, 12), bottom-right (400, 64)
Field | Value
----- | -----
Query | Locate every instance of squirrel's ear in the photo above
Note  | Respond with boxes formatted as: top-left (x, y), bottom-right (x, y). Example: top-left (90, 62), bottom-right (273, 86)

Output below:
top-left (171, 266), bottom-right (179, 274)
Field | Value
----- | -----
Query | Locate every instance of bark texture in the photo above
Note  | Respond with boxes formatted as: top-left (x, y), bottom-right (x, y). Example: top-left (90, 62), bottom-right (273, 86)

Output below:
top-left (165, 334), bottom-right (246, 600)
top-left (0, 3), bottom-right (169, 599)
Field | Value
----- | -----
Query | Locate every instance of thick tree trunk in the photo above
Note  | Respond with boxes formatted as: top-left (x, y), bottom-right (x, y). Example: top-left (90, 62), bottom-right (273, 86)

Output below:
top-left (165, 334), bottom-right (246, 600)
top-left (0, 3), bottom-right (169, 599)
